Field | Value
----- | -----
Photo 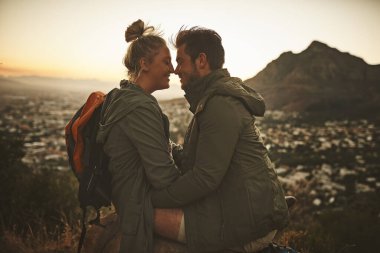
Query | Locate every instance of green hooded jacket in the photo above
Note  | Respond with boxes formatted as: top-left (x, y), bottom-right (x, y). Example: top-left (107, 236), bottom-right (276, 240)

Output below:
top-left (96, 80), bottom-right (180, 253)
top-left (151, 69), bottom-right (289, 252)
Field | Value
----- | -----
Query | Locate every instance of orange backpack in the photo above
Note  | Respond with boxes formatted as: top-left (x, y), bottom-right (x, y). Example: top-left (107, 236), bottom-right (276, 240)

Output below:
top-left (65, 89), bottom-right (117, 253)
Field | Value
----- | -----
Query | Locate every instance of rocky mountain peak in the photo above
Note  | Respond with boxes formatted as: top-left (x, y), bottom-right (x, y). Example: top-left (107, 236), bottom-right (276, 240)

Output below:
top-left (244, 41), bottom-right (380, 117)
top-left (306, 40), bottom-right (331, 52)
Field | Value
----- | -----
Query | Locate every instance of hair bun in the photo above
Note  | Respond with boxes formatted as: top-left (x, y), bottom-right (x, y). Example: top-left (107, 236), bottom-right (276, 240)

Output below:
top-left (125, 19), bottom-right (145, 42)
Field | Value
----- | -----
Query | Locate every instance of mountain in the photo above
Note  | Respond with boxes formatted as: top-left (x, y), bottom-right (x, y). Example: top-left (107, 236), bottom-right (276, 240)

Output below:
top-left (0, 77), bottom-right (27, 91)
top-left (244, 41), bottom-right (380, 118)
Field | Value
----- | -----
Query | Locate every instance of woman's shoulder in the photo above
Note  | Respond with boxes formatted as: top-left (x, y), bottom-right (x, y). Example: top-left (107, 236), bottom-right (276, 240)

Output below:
top-left (115, 88), bottom-right (154, 108)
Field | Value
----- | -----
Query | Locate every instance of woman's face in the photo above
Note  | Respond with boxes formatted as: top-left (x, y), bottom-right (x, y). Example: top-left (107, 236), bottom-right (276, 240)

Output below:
top-left (146, 46), bottom-right (174, 92)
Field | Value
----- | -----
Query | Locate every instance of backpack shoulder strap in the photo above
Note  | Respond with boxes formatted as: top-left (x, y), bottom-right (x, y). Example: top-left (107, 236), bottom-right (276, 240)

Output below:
top-left (100, 88), bottom-right (119, 123)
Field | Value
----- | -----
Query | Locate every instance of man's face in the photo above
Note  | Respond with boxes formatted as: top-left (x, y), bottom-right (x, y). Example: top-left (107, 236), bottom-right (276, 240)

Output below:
top-left (175, 44), bottom-right (200, 89)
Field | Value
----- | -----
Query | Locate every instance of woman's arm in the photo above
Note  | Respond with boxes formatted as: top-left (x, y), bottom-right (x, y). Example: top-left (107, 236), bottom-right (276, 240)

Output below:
top-left (122, 103), bottom-right (181, 189)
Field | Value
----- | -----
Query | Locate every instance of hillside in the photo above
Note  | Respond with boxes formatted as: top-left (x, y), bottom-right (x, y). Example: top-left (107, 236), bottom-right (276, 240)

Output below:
top-left (245, 41), bottom-right (380, 118)
top-left (0, 75), bottom-right (117, 94)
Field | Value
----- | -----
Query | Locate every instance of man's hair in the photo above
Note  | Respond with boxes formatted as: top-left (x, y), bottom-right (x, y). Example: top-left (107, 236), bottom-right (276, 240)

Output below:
top-left (174, 27), bottom-right (225, 70)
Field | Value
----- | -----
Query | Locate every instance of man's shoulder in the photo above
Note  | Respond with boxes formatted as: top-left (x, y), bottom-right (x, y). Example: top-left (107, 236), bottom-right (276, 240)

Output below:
top-left (197, 94), bottom-right (240, 118)
top-left (214, 76), bottom-right (243, 87)
top-left (195, 76), bottom-right (244, 115)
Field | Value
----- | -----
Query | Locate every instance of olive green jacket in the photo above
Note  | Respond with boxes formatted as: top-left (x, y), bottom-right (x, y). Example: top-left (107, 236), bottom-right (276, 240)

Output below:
top-left (96, 81), bottom-right (180, 253)
top-left (151, 69), bottom-right (289, 252)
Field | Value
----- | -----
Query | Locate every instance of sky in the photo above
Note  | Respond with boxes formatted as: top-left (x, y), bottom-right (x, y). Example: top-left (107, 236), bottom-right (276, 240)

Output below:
top-left (1, 0), bottom-right (379, 98)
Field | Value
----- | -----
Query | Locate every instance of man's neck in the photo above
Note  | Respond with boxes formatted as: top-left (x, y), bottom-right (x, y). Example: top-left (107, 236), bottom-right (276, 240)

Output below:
top-left (198, 68), bottom-right (211, 78)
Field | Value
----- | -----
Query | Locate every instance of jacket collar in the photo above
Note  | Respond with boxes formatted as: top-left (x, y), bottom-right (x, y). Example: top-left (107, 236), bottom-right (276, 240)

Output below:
top-left (184, 69), bottom-right (230, 113)
top-left (119, 79), bottom-right (158, 104)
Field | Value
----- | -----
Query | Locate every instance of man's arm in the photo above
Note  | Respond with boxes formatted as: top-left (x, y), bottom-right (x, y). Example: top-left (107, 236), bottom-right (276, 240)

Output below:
top-left (151, 96), bottom-right (241, 207)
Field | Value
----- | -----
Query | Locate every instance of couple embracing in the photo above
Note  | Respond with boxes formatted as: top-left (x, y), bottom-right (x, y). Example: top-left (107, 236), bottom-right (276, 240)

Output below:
top-left (95, 19), bottom-right (289, 253)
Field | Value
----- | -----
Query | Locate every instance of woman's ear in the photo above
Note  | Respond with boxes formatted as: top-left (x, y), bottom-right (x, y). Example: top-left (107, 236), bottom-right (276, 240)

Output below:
top-left (139, 58), bottom-right (149, 72)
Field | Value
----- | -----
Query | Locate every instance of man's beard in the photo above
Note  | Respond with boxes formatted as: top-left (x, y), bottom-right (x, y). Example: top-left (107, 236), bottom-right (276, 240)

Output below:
top-left (188, 71), bottom-right (200, 84)
top-left (182, 64), bottom-right (201, 89)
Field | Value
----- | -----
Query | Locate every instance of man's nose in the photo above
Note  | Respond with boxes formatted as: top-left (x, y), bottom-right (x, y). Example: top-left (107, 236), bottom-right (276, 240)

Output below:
top-left (169, 63), bottom-right (174, 73)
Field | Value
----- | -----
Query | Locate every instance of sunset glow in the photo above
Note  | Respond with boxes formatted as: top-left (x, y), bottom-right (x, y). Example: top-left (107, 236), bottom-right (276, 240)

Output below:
top-left (1, 0), bottom-right (379, 97)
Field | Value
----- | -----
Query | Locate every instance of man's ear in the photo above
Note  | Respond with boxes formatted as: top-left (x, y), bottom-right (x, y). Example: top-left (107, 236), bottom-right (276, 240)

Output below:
top-left (195, 53), bottom-right (211, 76)
top-left (197, 53), bottom-right (208, 69)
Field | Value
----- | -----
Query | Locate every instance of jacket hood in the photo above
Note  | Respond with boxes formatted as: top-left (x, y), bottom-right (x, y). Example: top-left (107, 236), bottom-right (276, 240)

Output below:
top-left (214, 76), bottom-right (266, 117)
top-left (185, 69), bottom-right (266, 117)
top-left (96, 80), bottom-right (156, 144)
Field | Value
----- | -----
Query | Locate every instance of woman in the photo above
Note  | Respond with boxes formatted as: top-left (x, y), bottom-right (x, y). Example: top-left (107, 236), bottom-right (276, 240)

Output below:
top-left (96, 19), bottom-right (181, 253)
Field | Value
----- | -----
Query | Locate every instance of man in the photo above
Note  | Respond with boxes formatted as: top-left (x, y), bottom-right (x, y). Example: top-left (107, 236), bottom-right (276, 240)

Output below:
top-left (151, 27), bottom-right (289, 252)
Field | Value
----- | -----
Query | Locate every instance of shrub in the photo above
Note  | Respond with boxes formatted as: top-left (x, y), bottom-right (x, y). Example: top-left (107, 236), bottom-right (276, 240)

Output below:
top-left (0, 130), bottom-right (81, 251)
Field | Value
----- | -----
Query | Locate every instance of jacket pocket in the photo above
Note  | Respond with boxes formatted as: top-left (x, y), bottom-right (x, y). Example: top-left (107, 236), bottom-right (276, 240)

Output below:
top-left (271, 177), bottom-right (289, 227)
top-left (121, 202), bottom-right (142, 235)
top-left (245, 178), bottom-right (273, 229)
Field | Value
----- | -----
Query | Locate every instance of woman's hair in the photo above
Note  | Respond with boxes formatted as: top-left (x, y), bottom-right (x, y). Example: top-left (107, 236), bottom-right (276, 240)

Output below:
top-left (124, 19), bottom-right (166, 81)
top-left (174, 26), bottom-right (224, 70)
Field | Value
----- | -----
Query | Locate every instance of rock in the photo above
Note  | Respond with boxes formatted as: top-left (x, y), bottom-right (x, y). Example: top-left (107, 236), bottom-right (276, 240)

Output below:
top-left (355, 183), bottom-right (374, 193)
top-left (366, 177), bottom-right (376, 183)
top-left (321, 164), bottom-right (332, 176)
top-left (313, 198), bottom-right (322, 206)
top-left (276, 167), bottom-right (289, 176)
top-left (339, 168), bottom-right (357, 178)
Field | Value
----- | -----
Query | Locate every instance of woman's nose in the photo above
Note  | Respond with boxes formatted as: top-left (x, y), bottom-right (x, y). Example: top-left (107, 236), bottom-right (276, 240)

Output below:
top-left (169, 63), bottom-right (174, 73)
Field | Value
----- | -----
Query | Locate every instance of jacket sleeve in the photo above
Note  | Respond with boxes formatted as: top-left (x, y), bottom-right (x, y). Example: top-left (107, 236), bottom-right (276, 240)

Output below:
top-left (122, 103), bottom-right (180, 190)
top-left (151, 96), bottom-right (242, 207)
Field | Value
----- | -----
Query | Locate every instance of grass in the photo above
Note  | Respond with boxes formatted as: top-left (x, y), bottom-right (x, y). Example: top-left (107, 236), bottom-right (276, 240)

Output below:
top-left (1, 222), bottom-right (78, 253)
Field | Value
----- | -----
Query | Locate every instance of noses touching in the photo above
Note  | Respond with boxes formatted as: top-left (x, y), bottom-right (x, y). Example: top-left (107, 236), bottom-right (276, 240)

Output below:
top-left (165, 63), bottom-right (174, 78)
top-left (174, 65), bottom-right (181, 78)
top-left (169, 63), bottom-right (174, 74)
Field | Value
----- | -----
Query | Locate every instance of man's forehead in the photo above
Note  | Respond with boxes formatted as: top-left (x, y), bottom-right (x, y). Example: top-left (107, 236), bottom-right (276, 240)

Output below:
top-left (176, 45), bottom-right (187, 59)
top-left (178, 44), bottom-right (188, 52)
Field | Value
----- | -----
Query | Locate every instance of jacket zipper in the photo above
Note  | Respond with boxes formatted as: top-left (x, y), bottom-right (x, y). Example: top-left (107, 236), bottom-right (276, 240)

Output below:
top-left (217, 189), bottom-right (225, 240)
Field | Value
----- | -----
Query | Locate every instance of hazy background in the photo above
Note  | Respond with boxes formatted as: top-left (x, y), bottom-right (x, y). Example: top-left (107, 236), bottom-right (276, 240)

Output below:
top-left (1, 0), bottom-right (379, 99)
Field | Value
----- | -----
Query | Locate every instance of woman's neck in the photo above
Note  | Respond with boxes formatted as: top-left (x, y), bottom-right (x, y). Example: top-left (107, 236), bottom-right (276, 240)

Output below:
top-left (134, 76), bottom-right (154, 94)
